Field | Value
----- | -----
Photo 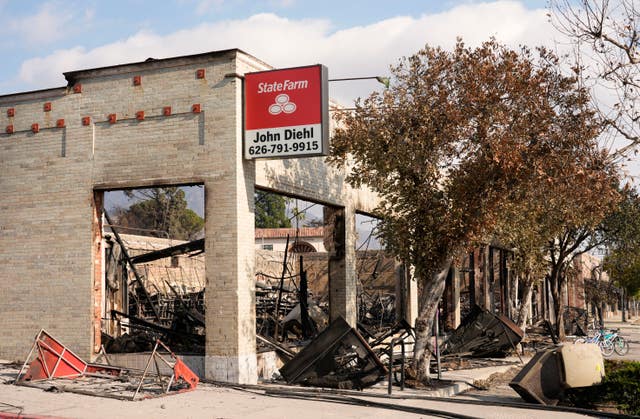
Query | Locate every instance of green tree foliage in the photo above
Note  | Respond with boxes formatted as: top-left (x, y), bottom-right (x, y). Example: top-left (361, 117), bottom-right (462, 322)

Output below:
top-left (538, 169), bottom-right (620, 339)
top-left (330, 39), bottom-right (616, 380)
top-left (603, 188), bottom-right (640, 298)
top-left (493, 198), bottom-right (553, 329)
top-left (115, 187), bottom-right (204, 240)
top-left (255, 190), bottom-right (291, 229)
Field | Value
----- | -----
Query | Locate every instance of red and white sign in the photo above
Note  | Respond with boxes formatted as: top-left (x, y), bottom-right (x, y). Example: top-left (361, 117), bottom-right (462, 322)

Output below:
top-left (244, 64), bottom-right (328, 159)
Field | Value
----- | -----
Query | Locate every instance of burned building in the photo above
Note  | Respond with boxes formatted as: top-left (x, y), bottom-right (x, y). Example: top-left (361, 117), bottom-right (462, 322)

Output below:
top-left (0, 49), bottom-right (411, 384)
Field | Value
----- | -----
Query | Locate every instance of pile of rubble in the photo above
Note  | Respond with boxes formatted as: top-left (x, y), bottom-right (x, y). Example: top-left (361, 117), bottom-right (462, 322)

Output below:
top-left (100, 223), bottom-right (538, 394)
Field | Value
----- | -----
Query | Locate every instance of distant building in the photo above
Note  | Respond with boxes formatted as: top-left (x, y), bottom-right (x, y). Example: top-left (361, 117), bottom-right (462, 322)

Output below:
top-left (255, 227), bottom-right (325, 252)
top-left (568, 253), bottom-right (606, 310)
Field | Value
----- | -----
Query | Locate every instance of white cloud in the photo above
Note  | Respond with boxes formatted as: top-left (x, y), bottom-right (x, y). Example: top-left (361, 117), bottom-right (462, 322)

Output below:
top-left (7, 2), bottom-right (76, 46)
top-left (17, 1), bottom-right (555, 104)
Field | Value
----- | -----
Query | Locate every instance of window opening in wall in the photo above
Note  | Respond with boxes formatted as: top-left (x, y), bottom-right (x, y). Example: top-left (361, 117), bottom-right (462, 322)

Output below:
top-left (254, 189), bottom-right (330, 345)
top-left (254, 197), bottom-right (401, 389)
top-left (355, 213), bottom-right (397, 333)
top-left (98, 185), bottom-right (205, 355)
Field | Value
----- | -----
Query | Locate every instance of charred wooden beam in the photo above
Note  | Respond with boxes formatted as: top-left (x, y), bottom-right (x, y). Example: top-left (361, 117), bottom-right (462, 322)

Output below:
top-left (129, 238), bottom-right (205, 264)
top-left (110, 310), bottom-right (204, 344)
top-left (274, 234), bottom-right (290, 339)
top-left (104, 211), bottom-right (161, 323)
top-left (256, 334), bottom-right (295, 360)
top-left (298, 256), bottom-right (316, 339)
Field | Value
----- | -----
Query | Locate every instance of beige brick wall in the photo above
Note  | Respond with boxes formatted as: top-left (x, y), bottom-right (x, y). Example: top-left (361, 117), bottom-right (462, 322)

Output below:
top-left (0, 88), bottom-right (94, 361)
top-left (0, 49), bottom-right (380, 383)
top-left (0, 51), bottom-right (246, 365)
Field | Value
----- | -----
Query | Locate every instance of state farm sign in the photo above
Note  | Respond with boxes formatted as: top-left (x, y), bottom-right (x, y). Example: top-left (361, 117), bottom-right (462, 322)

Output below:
top-left (244, 64), bottom-right (329, 159)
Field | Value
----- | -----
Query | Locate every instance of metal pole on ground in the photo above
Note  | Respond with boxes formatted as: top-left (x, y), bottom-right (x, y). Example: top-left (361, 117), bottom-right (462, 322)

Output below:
top-left (435, 308), bottom-right (441, 380)
top-left (388, 339), bottom-right (395, 395)
top-left (274, 234), bottom-right (290, 340)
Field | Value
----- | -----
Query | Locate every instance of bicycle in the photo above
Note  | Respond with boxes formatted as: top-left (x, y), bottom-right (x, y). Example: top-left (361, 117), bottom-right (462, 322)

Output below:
top-left (605, 329), bottom-right (630, 356)
top-left (574, 329), bottom-right (614, 357)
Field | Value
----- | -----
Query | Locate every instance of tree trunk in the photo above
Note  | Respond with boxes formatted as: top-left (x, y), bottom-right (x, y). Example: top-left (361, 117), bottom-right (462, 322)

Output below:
top-left (509, 273), bottom-right (519, 320)
top-left (548, 265), bottom-right (566, 340)
top-left (621, 288), bottom-right (626, 323)
top-left (516, 279), bottom-right (534, 331)
top-left (552, 293), bottom-right (565, 340)
top-left (412, 260), bottom-right (451, 382)
top-left (597, 304), bottom-right (604, 329)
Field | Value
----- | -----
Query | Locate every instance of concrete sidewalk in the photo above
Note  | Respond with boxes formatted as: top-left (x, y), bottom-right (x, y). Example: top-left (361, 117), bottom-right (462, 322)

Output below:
top-left (603, 311), bottom-right (640, 325)
top-left (0, 357), bottom-right (536, 419)
top-left (390, 356), bottom-right (526, 398)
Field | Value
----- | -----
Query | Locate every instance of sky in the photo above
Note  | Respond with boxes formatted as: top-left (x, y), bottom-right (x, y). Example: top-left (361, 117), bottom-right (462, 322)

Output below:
top-left (0, 0), bottom-right (577, 243)
top-left (6, 0), bottom-right (627, 243)
top-left (0, 0), bottom-right (555, 106)
top-left (6, 0), bottom-right (635, 248)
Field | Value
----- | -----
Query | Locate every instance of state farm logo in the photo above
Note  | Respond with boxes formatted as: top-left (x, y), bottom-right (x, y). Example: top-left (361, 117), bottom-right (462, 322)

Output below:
top-left (268, 94), bottom-right (297, 115)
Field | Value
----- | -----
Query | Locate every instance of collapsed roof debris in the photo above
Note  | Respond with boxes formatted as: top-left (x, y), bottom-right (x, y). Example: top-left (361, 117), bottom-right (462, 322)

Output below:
top-left (279, 316), bottom-right (387, 390)
top-left (102, 215), bottom-right (207, 354)
top-left (109, 310), bottom-right (204, 353)
top-left (104, 212), bottom-right (161, 323)
top-left (102, 219), bottom-right (525, 391)
top-left (442, 305), bottom-right (524, 358)
top-left (129, 239), bottom-right (204, 264)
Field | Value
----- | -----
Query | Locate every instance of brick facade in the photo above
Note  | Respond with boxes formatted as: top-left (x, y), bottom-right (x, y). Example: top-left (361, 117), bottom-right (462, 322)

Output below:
top-left (0, 49), bottom-right (379, 383)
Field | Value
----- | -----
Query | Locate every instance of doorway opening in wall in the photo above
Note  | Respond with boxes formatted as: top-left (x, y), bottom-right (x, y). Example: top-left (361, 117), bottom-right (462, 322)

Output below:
top-left (355, 213), bottom-right (397, 334)
top-left (254, 189), bottom-right (331, 345)
top-left (97, 184), bottom-right (206, 356)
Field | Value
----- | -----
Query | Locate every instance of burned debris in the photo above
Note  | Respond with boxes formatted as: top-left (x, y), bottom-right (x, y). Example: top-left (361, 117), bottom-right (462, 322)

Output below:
top-left (108, 309), bottom-right (205, 353)
top-left (101, 216), bottom-right (402, 386)
top-left (441, 305), bottom-right (524, 358)
top-left (15, 330), bottom-right (198, 401)
top-left (252, 230), bottom-right (413, 390)
top-left (99, 209), bottom-right (535, 393)
top-left (102, 216), bottom-right (207, 354)
top-left (279, 316), bottom-right (387, 389)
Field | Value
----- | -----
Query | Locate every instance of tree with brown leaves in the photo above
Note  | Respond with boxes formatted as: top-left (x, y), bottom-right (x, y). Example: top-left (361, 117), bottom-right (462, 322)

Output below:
top-left (329, 39), bottom-right (618, 380)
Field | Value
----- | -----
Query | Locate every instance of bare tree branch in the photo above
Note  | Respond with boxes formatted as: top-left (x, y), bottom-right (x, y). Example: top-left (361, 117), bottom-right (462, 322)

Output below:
top-left (550, 0), bottom-right (640, 158)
